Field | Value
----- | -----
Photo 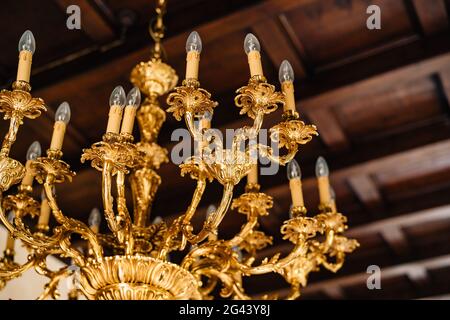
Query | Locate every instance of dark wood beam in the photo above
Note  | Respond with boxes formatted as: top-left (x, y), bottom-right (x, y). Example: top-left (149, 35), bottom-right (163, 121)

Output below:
top-left (380, 226), bottom-right (411, 257)
top-left (411, 0), bottom-right (449, 35)
top-left (54, 0), bottom-right (115, 42)
top-left (252, 17), bottom-right (307, 78)
top-left (347, 175), bottom-right (384, 216)
top-left (269, 254), bottom-right (450, 298)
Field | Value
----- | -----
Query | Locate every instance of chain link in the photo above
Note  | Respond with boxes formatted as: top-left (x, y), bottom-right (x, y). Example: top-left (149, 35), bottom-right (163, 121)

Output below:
top-left (149, 0), bottom-right (167, 59)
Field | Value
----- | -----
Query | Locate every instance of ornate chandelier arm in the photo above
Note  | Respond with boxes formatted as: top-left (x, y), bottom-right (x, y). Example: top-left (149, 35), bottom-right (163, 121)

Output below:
top-left (226, 214), bottom-right (258, 248)
top-left (235, 241), bottom-right (307, 276)
top-left (317, 251), bottom-right (346, 273)
top-left (206, 268), bottom-right (252, 300)
top-left (0, 194), bottom-right (61, 250)
top-left (1, 115), bottom-right (22, 158)
top-left (34, 251), bottom-right (71, 300)
top-left (256, 118), bottom-right (318, 166)
top-left (184, 111), bottom-right (203, 142)
top-left (36, 266), bottom-right (71, 300)
top-left (0, 255), bottom-right (35, 279)
top-left (0, 82), bottom-right (46, 159)
top-left (181, 178), bottom-right (206, 227)
top-left (285, 282), bottom-right (301, 300)
top-left (101, 162), bottom-right (120, 234)
top-left (115, 170), bottom-right (134, 254)
top-left (182, 182), bottom-right (234, 245)
top-left (226, 191), bottom-right (273, 251)
top-left (257, 143), bottom-right (298, 166)
top-left (43, 179), bottom-right (103, 262)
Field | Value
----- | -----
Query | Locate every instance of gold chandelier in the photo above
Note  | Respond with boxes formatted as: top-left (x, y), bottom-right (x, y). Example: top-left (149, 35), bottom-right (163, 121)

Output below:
top-left (0, 0), bottom-right (358, 300)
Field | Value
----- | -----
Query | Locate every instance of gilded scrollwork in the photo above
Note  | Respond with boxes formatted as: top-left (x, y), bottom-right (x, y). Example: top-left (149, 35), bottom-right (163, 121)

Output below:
top-left (270, 120), bottom-right (318, 150)
top-left (235, 79), bottom-right (284, 119)
top-left (0, 157), bottom-right (25, 191)
top-left (166, 86), bottom-right (218, 121)
top-left (32, 157), bottom-right (75, 184)
top-left (0, 89), bottom-right (46, 121)
top-left (3, 192), bottom-right (40, 219)
top-left (81, 141), bottom-right (142, 175)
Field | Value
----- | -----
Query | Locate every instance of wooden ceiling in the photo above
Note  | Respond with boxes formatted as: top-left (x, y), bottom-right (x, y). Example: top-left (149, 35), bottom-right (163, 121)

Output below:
top-left (1, 0), bottom-right (450, 299)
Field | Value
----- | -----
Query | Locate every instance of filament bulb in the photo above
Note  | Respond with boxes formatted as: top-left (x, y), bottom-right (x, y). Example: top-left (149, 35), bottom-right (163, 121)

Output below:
top-left (186, 31), bottom-right (202, 53)
top-left (206, 204), bottom-right (216, 218)
top-left (279, 60), bottom-right (294, 83)
top-left (315, 156), bottom-right (329, 177)
top-left (55, 102), bottom-right (71, 124)
top-left (287, 159), bottom-right (301, 180)
top-left (18, 30), bottom-right (36, 53)
top-left (126, 87), bottom-right (141, 108)
top-left (88, 208), bottom-right (101, 228)
top-left (152, 216), bottom-right (163, 224)
top-left (232, 246), bottom-right (243, 262)
top-left (244, 33), bottom-right (260, 54)
top-left (26, 141), bottom-right (41, 160)
top-left (109, 86), bottom-right (126, 108)
top-left (7, 211), bottom-right (15, 223)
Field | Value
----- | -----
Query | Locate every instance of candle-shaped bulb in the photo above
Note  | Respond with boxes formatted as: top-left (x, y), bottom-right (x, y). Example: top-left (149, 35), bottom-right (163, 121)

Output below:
top-left (206, 204), bottom-right (216, 217)
top-left (279, 60), bottom-right (294, 83)
top-left (26, 141), bottom-right (41, 160)
top-left (18, 30), bottom-right (36, 54)
top-left (287, 159), bottom-right (301, 180)
top-left (40, 189), bottom-right (46, 201)
top-left (315, 156), bottom-right (329, 177)
top-left (88, 208), bottom-right (101, 229)
top-left (126, 87), bottom-right (141, 108)
top-left (186, 31), bottom-right (202, 53)
top-left (55, 102), bottom-right (71, 124)
top-left (232, 246), bottom-right (243, 262)
top-left (109, 85), bottom-right (126, 108)
top-left (244, 33), bottom-right (260, 54)
top-left (7, 211), bottom-right (15, 224)
top-left (152, 216), bottom-right (163, 224)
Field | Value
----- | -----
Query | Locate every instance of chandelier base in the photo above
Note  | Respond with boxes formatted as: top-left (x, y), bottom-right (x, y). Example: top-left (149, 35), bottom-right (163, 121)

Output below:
top-left (80, 256), bottom-right (201, 300)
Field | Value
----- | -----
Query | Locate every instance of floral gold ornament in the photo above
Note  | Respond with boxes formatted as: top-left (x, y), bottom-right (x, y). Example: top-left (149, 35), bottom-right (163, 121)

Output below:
top-left (0, 0), bottom-right (358, 300)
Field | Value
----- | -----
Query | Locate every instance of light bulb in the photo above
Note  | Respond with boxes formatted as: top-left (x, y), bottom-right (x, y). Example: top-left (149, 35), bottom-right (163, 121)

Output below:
top-left (18, 30), bottom-right (36, 54)
top-left (315, 156), bottom-right (329, 177)
top-left (55, 102), bottom-right (71, 124)
top-left (7, 211), bottom-right (15, 223)
top-left (126, 87), bottom-right (141, 108)
top-left (26, 141), bottom-right (41, 161)
top-left (152, 216), bottom-right (163, 224)
top-left (186, 31), bottom-right (202, 53)
top-left (206, 204), bottom-right (216, 217)
top-left (244, 33), bottom-right (260, 54)
top-left (232, 246), bottom-right (243, 262)
top-left (109, 85), bottom-right (126, 108)
top-left (287, 159), bottom-right (301, 180)
top-left (279, 60), bottom-right (294, 83)
top-left (88, 208), bottom-right (101, 228)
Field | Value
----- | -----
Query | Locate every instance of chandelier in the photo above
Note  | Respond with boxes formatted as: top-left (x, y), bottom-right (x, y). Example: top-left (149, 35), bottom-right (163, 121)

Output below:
top-left (0, 0), bottom-right (358, 300)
